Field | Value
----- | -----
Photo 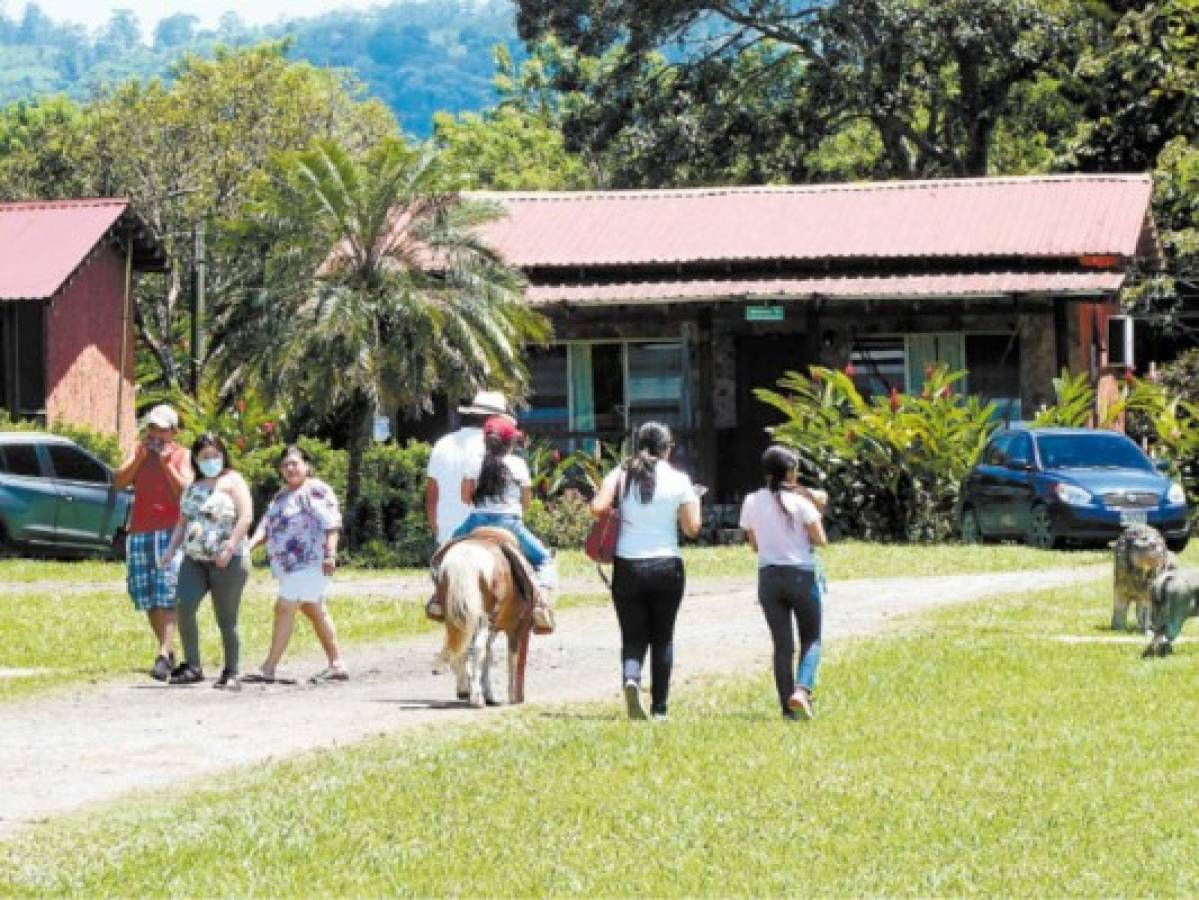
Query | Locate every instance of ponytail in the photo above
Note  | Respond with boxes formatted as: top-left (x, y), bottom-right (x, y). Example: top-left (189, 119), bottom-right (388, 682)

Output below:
top-left (762, 444), bottom-right (800, 527)
top-left (624, 422), bottom-right (673, 504)
top-left (474, 432), bottom-right (514, 505)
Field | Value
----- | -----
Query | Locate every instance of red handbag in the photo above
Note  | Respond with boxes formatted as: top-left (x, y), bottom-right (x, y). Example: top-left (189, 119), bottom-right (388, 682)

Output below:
top-left (585, 475), bottom-right (622, 565)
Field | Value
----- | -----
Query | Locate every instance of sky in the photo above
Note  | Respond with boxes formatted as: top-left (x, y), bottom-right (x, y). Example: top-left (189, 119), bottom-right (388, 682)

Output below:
top-left (6, 0), bottom-right (393, 32)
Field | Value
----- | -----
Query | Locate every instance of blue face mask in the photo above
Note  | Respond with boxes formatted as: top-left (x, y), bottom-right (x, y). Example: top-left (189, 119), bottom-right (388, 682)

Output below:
top-left (197, 457), bottom-right (224, 478)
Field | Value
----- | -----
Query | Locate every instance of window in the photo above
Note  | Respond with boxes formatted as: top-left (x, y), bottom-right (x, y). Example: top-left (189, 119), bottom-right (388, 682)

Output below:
top-left (984, 434), bottom-right (1014, 466)
top-left (0, 444), bottom-right (42, 477)
top-left (627, 342), bottom-right (688, 429)
top-left (47, 445), bottom-right (109, 484)
top-left (849, 337), bottom-right (906, 397)
top-left (520, 347), bottom-right (568, 432)
top-left (1008, 433), bottom-right (1034, 467)
top-left (526, 340), bottom-right (691, 447)
top-left (906, 333), bottom-right (964, 395)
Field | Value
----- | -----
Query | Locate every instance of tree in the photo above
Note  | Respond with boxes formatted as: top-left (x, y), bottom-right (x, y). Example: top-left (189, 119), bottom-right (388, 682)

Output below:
top-left (236, 138), bottom-right (550, 546)
top-left (432, 46), bottom-right (594, 189)
top-left (154, 14), bottom-right (199, 49)
top-left (72, 44), bottom-right (396, 391)
top-left (515, 0), bottom-right (1067, 181)
top-left (1065, 0), bottom-right (1198, 315)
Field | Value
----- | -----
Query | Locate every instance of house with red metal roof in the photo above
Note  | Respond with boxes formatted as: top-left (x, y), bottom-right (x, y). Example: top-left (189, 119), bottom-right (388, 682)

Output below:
top-left (471, 173), bottom-right (1162, 499)
top-left (0, 199), bottom-right (164, 446)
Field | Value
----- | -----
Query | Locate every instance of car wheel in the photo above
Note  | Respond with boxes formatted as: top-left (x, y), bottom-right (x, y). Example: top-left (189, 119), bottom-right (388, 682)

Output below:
top-left (1025, 504), bottom-right (1059, 550)
top-left (1167, 535), bottom-right (1190, 554)
top-left (959, 507), bottom-right (984, 544)
top-left (110, 529), bottom-right (127, 562)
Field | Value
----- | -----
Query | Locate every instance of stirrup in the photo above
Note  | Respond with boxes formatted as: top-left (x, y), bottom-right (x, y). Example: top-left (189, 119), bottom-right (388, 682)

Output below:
top-left (532, 602), bottom-right (555, 635)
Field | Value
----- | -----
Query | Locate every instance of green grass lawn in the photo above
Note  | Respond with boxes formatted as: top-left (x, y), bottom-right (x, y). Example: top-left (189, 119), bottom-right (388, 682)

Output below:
top-left (0, 590), bottom-right (606, 704)
top-left (6, 574), bottom-right (1199, 894)
top-left (1, 539), bottom-right (1189, 705)
top-left (0, 537), bottom-right (1156, 587)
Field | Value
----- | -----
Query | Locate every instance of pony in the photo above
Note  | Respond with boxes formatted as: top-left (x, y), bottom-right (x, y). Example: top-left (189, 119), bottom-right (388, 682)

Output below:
top-left (436, 531), bottom-right (534, 707)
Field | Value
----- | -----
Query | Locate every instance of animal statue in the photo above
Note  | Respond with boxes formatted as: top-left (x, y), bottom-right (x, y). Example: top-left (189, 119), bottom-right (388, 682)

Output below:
top-left (1112, 524), bottom-right (1176, 632)
top-left (1143, 569), bottom-right (1199, 657)
top-left (434, 529), bottom-right (536, 707)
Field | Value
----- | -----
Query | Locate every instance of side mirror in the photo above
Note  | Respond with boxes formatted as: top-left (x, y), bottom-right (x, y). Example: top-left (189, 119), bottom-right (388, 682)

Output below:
top-left (1009, 458), bottom-right (1035, 472)
top-left (1156, 459), bottom-right (1171, 473)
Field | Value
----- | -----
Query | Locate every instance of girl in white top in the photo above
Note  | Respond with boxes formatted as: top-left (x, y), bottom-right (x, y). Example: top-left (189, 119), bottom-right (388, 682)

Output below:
top-left (590, 422), bottom-right (702, 721)
top-left (739, 445), bottom-right (829, 721)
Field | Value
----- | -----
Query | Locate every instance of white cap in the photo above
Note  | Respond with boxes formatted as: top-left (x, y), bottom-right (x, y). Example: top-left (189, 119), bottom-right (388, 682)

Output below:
top-left (142, 404), bottom-right (179, 430)
top-left (458, 390), bottom-right (515, 422)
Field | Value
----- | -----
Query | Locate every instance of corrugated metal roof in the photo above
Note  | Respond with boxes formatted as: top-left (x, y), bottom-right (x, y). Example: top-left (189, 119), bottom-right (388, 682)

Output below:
top-left (473, 174), bottom-right (1157, 269)
top-left (525, 271), bottom-right (1126, 306)
top-left (0, 199), bottom-right (129, 301)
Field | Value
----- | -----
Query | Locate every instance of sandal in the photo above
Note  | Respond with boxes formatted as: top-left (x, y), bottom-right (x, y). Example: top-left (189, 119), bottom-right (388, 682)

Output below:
top-left (309, 666), bottom-right (349, 684)
top-left (240, 670), bottom-right (276, 684)
top-left (169, 663), bottom-right (204, 685)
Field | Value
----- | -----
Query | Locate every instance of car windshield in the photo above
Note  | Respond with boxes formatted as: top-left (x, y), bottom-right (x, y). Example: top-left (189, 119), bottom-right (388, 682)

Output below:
top-left (1035, 433), bottom-right (1153, 471)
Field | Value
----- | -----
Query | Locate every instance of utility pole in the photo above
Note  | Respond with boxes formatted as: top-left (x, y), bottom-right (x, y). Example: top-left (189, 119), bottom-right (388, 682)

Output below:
top-left (191, 221), bottom-right (206, 395)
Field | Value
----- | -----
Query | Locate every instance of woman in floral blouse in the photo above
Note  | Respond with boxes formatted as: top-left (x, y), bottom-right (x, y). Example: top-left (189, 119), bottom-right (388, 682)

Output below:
top-left (243, 444), bottom-right (347, 684)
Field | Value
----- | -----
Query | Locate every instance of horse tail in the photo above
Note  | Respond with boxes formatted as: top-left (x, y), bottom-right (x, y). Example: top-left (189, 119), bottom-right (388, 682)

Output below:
top-left (441, 542), bottom-right (493, 657)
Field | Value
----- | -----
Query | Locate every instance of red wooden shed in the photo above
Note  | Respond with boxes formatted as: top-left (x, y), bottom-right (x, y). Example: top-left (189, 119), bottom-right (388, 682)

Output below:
top-left (0, 198), bottom-right (165, 448)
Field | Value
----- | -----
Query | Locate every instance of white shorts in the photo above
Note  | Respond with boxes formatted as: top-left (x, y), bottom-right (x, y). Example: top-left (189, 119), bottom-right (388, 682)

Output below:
top-left (277, 567), bottom-right (330, 603)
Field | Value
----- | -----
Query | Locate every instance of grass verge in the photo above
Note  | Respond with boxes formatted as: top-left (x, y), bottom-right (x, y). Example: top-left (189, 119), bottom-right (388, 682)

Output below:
top-left (6, 574), bottom-right (1199, 894)
top-left (0, 590), bottom-right (605, 704)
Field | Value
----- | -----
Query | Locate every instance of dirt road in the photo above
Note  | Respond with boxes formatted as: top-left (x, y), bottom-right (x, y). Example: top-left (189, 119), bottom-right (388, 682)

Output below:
top-left (0, 565), bottom-right (1102, 837)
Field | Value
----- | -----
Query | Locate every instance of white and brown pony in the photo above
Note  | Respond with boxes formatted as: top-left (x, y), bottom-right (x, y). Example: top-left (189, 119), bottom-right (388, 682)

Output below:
top-left (436, 530), bottom-right (534, 707)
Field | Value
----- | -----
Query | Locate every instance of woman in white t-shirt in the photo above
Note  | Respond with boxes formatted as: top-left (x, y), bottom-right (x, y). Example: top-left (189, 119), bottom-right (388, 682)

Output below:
top-left (739, 445), bottom-right (828, 721)
top-left (590, 422), bottom-right (702, 721)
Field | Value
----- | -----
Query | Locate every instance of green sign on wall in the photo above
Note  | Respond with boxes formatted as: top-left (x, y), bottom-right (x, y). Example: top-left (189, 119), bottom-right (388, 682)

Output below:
top-left (744, 305), bottom-right (785, 322)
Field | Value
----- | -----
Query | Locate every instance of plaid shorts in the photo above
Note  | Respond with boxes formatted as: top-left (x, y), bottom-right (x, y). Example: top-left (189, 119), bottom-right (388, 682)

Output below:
top-left (126, 529), bottom-right (179, 612)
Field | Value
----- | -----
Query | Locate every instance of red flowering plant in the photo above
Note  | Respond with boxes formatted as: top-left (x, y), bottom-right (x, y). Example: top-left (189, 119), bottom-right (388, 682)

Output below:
top-left (755, 364), bottom-right (998, 541)
top-left (144, 377), bottom-right (288, 465)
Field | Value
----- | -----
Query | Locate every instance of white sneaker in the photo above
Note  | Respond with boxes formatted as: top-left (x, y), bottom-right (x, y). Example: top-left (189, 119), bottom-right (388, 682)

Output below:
top-left (623, 679), bottom-right (647, 721)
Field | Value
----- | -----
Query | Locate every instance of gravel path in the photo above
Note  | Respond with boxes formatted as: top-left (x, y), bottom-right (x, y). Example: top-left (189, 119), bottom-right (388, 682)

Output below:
top-left (0, 565), bottom-right (1103, 838)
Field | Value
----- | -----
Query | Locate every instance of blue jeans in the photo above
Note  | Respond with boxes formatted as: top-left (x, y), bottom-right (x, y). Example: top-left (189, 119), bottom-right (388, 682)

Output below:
top-left (758, 564), bottom-right (823, 710)
top-left (452, 512), bottom-right (550, 569)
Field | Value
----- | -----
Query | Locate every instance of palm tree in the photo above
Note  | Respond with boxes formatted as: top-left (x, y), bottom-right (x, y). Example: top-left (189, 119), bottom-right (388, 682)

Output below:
top-left (236, 137), bottom-right (549, 547)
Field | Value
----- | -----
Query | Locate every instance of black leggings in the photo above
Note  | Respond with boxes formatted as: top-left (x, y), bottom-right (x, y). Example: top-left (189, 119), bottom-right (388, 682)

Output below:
top-left (611, 556), bottom-right (686, 714)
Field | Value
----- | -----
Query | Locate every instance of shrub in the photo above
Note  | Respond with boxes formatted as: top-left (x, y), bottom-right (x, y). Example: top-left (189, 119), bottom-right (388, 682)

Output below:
top-left (143, 380), bottom-right (287, 465)
top-left (755, 365), bottom-right (998, 542)
top-left (0, 411), bottom-right (123, 468)
top-left (526, 490), bottom-right (594, 550)
top-left (238, 437), bottom-right (434, 568)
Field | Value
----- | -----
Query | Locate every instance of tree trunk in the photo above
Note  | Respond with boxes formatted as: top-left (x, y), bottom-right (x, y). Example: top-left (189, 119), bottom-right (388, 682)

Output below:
top-left (343, 393), bottom-right (372, 551)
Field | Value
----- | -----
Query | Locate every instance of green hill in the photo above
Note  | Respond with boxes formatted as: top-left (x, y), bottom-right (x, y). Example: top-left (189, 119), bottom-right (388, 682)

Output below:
top-left (0, 1), bottom-right (521, 136)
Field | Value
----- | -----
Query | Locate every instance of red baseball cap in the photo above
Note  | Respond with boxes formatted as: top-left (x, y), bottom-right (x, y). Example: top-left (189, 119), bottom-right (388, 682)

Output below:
top-left (484, 415), bottom-right (524, 444)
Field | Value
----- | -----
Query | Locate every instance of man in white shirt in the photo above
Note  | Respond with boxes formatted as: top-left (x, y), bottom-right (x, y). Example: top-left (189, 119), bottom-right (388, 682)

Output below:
top-left (424, 390), bottom-right (514, 621)
top-left (425, 390), bottom-right (514, 545)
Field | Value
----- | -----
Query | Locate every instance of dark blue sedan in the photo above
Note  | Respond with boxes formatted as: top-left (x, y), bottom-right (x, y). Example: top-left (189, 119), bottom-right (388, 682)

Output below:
top-left (959, 427), bottom-right (1191, 551)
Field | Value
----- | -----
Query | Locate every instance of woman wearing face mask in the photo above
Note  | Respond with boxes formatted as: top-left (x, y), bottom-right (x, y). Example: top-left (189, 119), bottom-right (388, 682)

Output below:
top-left (159, 433), bottom-right (254, 689)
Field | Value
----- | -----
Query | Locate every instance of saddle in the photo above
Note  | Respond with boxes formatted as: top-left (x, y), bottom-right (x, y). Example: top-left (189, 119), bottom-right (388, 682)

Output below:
top-left (430, 527), bottom-right (542, 627)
